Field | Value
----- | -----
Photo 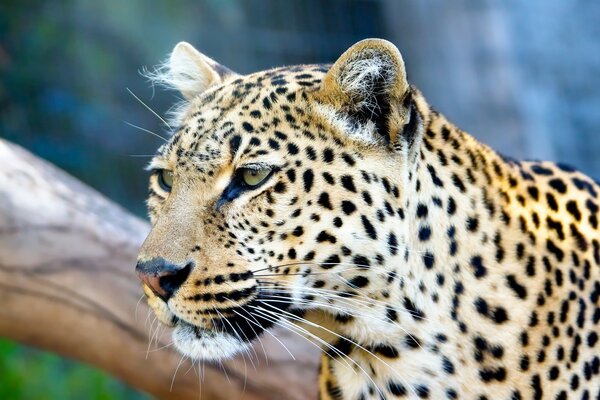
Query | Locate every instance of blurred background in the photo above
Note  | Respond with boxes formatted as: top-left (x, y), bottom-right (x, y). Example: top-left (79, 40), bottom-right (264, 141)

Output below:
top-left (1, 0), bottom-right (599, 398)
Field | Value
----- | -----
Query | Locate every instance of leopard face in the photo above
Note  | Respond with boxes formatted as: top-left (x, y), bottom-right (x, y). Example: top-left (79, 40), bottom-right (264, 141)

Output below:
top-left (137, 39), bottom-right (420, 361)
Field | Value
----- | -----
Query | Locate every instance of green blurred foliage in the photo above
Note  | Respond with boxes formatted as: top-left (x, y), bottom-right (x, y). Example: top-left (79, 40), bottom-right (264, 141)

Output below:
top-left (0, 338), bottom-right (148, 399)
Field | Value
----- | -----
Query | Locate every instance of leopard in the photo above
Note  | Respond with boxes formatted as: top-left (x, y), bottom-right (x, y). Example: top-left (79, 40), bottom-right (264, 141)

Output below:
top-left (136, 39), bottom-right (600, 399)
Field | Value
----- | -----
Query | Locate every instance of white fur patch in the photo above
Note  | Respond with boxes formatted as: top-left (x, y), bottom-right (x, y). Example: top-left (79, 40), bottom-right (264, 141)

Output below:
top-left (143, 42), bottom-right (216, 127)
top-left (313, 103), bottom-right (381, 145)
top-left (173, 322), bottom-right (249, 361)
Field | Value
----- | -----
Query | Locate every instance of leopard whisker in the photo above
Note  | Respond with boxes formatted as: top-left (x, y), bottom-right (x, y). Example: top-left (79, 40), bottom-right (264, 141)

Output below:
top-left (170, 352), bottom-right (188, 392)
top-left (260, 289), bottom-right (426, 353)
top-left (145, 315), bottom-right (158, 359)
top-left (144, 308), bottom-right (154, 330)
top-left (153, 323), bottom-right (165, 348)
top-left (199, 358), bottom-right (205, 398)
top-left (135, 293), bottom-right (146, 322)
top-left (260, 291), bottom-right (424, 351)
top-left (226, 304), bottom-right (296, 360)
top-left (223, 295), bottom-right (271, 364)
top-left (257, 303), bottom-right (418, 398)
top-left (124, 120), bottom-right (168, 142)
top-left (258, 295), bottom-right (414, 339)
top-left (126, 87), bottom-right (172, 130)
top-left (258, 277), bottom-right (431, 322)
top-left (247, 305), bottom-right (356, 372)
top-left (253, 305), bottom-right (389, 399)
top-left (146, 340), bottom-right (175, 353)
top-left (219, 284), bottom-right (263, 367)
top-left (215, 308), bottom-right (257, 370)
top-left (330, 276), bottom-right (428, 352)
top-left (235, 320), bottom-right (259, 370)
top-left (182, 353), bottom-right (198, 379)
top-left (217, 358), bottom-right (232, 386)
top-left (148, 317), bottom-right (164, 354)
top-left (222, 296), bottom-right (266, 366)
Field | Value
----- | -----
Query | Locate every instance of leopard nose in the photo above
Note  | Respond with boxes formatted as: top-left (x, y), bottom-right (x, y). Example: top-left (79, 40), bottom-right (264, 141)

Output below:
top-left (136, 258), bottom-right (192, 301)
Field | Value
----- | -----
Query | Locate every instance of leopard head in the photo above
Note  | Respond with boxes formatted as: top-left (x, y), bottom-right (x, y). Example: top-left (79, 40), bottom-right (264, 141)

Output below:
top-left (136, 39), bottom-right (424, 361)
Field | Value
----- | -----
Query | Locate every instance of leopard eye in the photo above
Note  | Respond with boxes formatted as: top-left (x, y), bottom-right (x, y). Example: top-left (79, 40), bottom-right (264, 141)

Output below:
top-left (157, 169), bottom-right (174, 192)
top-left (241, 167), bottom-right (271, 187)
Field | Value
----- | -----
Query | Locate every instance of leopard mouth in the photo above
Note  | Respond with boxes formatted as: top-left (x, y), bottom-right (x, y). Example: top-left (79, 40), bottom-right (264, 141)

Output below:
top-left (170, 291), bottom-right (294, 361)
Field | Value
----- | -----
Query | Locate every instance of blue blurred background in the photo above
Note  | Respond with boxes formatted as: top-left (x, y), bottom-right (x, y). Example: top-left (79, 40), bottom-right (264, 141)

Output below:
top-left (1, 0), bottom-right (599, 398)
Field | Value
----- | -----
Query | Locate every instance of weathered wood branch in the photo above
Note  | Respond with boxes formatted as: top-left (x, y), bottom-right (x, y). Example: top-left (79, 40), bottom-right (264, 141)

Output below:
top-left (0, 139), bottom-right (319, 399)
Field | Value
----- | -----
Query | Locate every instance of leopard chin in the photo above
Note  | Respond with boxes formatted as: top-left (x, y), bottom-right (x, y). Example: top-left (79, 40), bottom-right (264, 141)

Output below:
top-left (172, 321), bottom-right (249, 361)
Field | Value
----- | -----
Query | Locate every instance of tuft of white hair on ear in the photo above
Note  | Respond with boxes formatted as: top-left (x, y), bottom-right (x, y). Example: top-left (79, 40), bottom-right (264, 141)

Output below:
top-left (142, 42), bottom-right (236, 128)
top-left (143, 42), bottom-right (221, 101)
top-left (313, 103), bottom-right (381, 145)
top-left (336, 48), bottom-right (396, 115)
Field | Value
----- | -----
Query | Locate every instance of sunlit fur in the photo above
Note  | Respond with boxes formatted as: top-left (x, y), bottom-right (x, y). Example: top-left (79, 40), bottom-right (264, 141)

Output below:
top-left (137, 39), bottom-right (600, 399)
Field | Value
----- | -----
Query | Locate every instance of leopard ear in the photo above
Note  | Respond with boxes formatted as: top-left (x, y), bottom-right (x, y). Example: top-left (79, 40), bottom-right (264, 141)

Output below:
top-left (151, 42), bottom-right (238, 100)
top-left (316, 39), bottom-right (418, 145)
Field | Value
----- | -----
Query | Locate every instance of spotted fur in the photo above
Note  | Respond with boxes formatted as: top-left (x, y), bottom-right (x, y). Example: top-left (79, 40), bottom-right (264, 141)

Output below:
top-left (137, 39), bottom-right (600, 399)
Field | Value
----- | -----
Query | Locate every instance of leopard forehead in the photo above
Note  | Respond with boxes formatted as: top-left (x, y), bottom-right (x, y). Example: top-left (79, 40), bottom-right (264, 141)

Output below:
top-left (169, 64), bottom-right (328, 140)
top-left (158, 65), bottom-right (327, 159)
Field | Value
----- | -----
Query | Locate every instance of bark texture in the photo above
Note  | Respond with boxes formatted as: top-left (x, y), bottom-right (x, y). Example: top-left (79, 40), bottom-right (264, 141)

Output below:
top-left (0, 139), bottom-right (319, 399)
